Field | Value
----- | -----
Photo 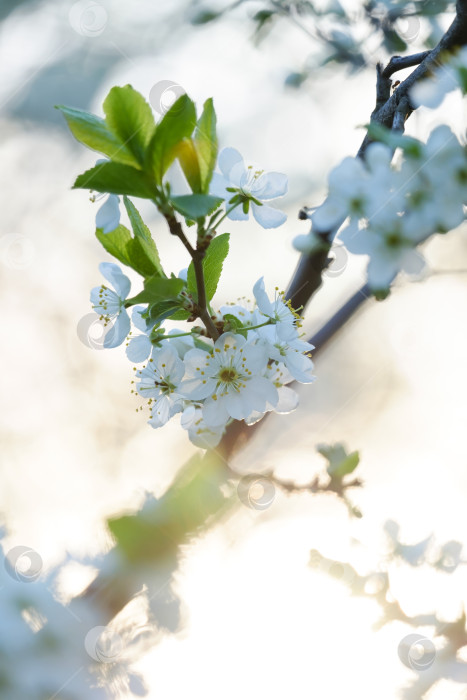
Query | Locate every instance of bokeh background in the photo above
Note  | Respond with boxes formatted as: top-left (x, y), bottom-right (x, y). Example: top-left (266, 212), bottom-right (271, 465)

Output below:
top-left (2, 0), bottom-right (467, 697)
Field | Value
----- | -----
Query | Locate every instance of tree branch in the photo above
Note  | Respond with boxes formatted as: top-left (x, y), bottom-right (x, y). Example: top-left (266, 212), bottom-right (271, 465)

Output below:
top-left (80, 0), bottom-right (467, 635)
top-left (162, 211), bottom-right (219, 340)
top-left (358, 0), bottom-right (467, 157)
top-left (191, 249), bottom-right (220, 340)
top-left (285, 229), bottom-right (332, 311)
top-left (392, 95), bottom-right (411, 133)
top-left (381, 50), bottom-right (431, 79)
top-left (287, 0), bottom-right (467, 314)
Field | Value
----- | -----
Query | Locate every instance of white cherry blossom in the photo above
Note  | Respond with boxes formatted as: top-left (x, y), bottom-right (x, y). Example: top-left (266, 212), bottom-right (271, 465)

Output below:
top-left (245, 362), bottom-right (300, 425)
top-left (410, 46), bottom-right (467, 109)
top-left (135, 345), bottom-right (185, 427)
top-left (339, 218), bottom-right (426, 292)
top-left (253, 277), bottom-right (300, 340)
top-left (180, 405), bottom-right (226, 448)
top-left (90, 262), bottom-right (131, 348)
top-left (181, 332), bottom-right (278, 427)
top-left (255, 324), bottom-right (315, 383)
top-left (210, 147), bottom-right (288, 229)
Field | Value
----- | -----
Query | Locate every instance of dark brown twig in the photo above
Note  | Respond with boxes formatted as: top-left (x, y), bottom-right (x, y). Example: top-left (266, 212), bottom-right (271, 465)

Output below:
top-left (358, 0), bottom-right (467, 157)
top-left (382, 50), bottom-right (432, 79)
top-left (162, 210), bottom-right (220, 340)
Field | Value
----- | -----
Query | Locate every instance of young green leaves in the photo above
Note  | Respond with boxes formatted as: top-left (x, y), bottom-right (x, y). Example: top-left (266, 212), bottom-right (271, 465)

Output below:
top-left (186, 232), bottom-right (230, 302)
top-left (176, 98), bottom-right (218, 194)
top-left (96, 197), bottom-right (165, 279)
top-left (103, 85), bottom-right (155, 167)
top-left (146, 94), bottom-right (197, 185)
top-left (56, 105), bottom-right (139, 167)
top-left (317, 443), bottom-right (360, 479)
top-left (171, 194), bottom-right (224, 220)
top-left (59, 86), bottom-right (230, 335)
top-left (57, 85), bottom-right (211, 200)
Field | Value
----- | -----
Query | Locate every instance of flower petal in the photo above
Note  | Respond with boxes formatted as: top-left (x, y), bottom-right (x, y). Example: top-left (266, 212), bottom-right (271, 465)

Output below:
top-left (284, 352), bottom-right (315, 384)
top-left (153, 346), bottom-right (185, 382)
top-left (252, 172), bottom-right (288, 200)
top-left (224, 389), bottom-right (249, 420)
top-left (366, 253), bottom-right (401, 291)
top-left (96, 195), bottom-right (120, 233)
top-left (251, 203), bottom-right (287, 229)
top-left (312, 196), bottom-right (347, 232)
top-left (180, 377), bottom-right (217, 400)
top-left (218, 147), bottom-right (244, 180)
top-left (131, 306), bottom-right (150, 332)
top-left (227, 204), bottom-right (249, 221)
top-left (401, 249), bottom-right (426, 278)
top-left (203, 397), bottom-right (230, 427)
top-left (275, 386), bottom-right (299, 413)
top-left (244, 376), bottom-right (279, 411)
top-left (210, 172), bottom-right (231, 199)
top-left (98, 262), bottom-right (131, 299)
top-left (126, 335), bottom-right (152, 362)
top-left (253, 277), bottom-right (273, 317)
top-left (103, 309), bottom-right (131, 349)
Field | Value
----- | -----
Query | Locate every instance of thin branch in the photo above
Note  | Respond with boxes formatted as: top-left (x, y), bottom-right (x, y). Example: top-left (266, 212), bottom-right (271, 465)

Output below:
top-left (392, 95), bottom-right (411, 133)
top-left (287, 1), bottom-right (467, 316)
top-left (382, 50), bottom-right (431, 79)
top-left (192, 250), bottom-right (220, 340)
top-left (285, 230), bottom-right (332, 312)
top-left (162, 211), bottom-right (219, 340)
top-left (80, 0), bottom-right (467, 634)
top-left (358, 0), bottom-right (467, 157)
top-left (307, 284), bottom-right (370, 350)
top-left (163, 211), bottom-right (195, 256)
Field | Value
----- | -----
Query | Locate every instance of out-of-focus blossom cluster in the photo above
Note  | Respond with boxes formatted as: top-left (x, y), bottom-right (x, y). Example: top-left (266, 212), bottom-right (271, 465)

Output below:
top-left (295, 127), bottom-right (467, 293)
top-left (0, 542), bottom-right (153, 700)
top-left (411, 46), bottom-right (467, 110)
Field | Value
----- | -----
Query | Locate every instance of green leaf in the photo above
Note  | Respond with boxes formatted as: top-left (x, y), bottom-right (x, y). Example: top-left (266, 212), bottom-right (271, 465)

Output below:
top-left (147, 299), bottom-right (188, 325)
top-left (171, 194), bottom-right (224, 220)
top-left (103, 85), bottom-right (156, 167)
top-left (194, 98), bottom-right (218, 193)
top-left (146, 94), bottom-right (197, 184)
top-left (175, 138), bottom-right (202, 193)
top-left (168, 308), bottom-right (192, 321)
top-left (96, 224), bottom-right (133, 268)
top-left (222, 313), bottom-right (247, 337)
top-left (108, 453), bottom-right (234, 564)
top-left (123, 196), bottom-right (166, 278)
top-left (317, 443), bottom-right (360, 479)
top-left (187, 232), bottom-right (230, 302)
top-left (126, 277), bottom-right (185, 306)
top-left (96, 224), bottom-right (161, 278)
top-left (55, 105), bottom-right (139, 167)
top-left (73, 162), bottom-right (156, 198)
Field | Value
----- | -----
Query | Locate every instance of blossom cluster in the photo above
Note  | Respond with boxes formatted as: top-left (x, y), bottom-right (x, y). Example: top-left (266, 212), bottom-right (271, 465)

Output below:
top-left (295, 126), bottom-right (467, 293)
top-left (411, 46), bottom-right (467, 110)
top-left (0, 542), bottom-right (151, 700)
top-left (91, 265), bottom-right (314, 448)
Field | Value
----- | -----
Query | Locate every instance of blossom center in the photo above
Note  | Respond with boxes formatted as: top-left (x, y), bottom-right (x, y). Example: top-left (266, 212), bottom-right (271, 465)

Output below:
top-left (153, 377), bottom-right (175, 394)
top-left (385, 231), bottom-right (403, 248)
top-left (349, 197), bottom-right (365, 216)
top-left (241, 165), bottom-right (264, 195)
top-left (219, 367), bottom-right (238, 383)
